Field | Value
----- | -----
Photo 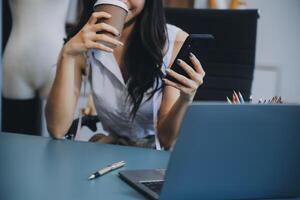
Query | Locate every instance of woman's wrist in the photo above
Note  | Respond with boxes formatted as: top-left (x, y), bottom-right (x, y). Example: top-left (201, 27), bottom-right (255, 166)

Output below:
top-left (62, 44), bottom-right (77, 58)
top-left (59, 45), bottom-right (82, 71)
top-left (62, 38), bottom-right (84, 58)
top-left (178, 93), bottom-right (194, 105)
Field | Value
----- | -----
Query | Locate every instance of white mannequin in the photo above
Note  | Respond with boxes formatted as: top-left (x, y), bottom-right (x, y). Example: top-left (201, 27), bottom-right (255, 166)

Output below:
top-left (2, 0), bottom-right (80, 136)
top-left (3, 0), bottom-right (71, 99)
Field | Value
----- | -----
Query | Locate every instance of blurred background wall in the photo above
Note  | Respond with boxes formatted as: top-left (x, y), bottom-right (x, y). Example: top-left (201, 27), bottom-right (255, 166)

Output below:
top-left (247, 0), bottom-right (300, 103)
top-left (194, 0), bottom-right (300, 103)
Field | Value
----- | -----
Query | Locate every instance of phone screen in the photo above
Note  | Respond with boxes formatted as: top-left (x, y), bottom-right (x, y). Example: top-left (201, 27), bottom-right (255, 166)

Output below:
top-left (165, 34), bottom-right (214, 83)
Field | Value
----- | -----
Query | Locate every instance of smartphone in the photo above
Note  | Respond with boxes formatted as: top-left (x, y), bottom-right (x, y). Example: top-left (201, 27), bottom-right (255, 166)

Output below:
top-left (165, 34), bottom-right (214, 83)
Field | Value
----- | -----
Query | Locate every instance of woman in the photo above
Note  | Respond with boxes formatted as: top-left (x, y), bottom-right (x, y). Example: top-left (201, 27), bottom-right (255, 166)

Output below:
top-left (45, 0), bottom-right (205, 149)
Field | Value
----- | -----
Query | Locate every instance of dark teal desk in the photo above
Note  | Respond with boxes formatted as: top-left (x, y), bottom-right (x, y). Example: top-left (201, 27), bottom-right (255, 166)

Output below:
top-left (1, 132), bottom-right (299, 200)
top-left (0, 132), bottom-right (170, 200)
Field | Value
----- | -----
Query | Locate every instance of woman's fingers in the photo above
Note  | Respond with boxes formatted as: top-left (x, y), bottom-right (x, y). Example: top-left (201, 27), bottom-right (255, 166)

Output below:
top-left (64, 12), bottom-right (120, 56)
top-left (164, 53), bottom-right (206, 93)
top-left (88, 12), bottom-right (111, 25)
top-left (176, 54), bottom-right (205, 85)
top-left (176, 59), bottom-right (197, 80)
top-left (93, 34), bottom-right (124, 47)
top-left (189, 53), bottom-right (205, 75)
top-left (92, 23), bottom-right (120, 36)
top-left (85, 41), bottom-right (114, 53)
top-left (163, 54), bottom-right (206, 102)
top-left (163, 78), bottom-right (189, 93)
top-left (84, 12), bottom-right (124, 52)
top-left (166, 68), bottom-right (195, 89)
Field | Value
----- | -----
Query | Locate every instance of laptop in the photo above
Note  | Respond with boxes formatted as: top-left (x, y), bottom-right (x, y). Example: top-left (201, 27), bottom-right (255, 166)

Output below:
top-left (119, 104), bottom-right (300, 200)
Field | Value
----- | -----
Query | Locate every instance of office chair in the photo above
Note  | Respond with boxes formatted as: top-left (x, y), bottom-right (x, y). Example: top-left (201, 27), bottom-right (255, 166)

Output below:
top-left (65, 115), bottom-right (100, 140)
top-left (165, 8), bottom-right (259, 101)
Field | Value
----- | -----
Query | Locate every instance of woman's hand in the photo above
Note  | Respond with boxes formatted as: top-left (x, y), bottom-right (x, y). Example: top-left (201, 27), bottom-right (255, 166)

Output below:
top-left (163, 53), bottom-right (205, 103)
top-left (63, 12), bottom-right (124, 57)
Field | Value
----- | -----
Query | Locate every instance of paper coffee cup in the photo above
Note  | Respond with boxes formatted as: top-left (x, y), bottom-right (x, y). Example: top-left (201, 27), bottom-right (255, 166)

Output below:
top-left (94, 0), bottom-right (129, 48)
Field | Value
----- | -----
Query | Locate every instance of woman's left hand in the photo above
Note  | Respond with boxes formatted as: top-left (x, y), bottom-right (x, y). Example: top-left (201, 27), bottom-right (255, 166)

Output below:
top-left (163, 53), bottom-right (205, 103)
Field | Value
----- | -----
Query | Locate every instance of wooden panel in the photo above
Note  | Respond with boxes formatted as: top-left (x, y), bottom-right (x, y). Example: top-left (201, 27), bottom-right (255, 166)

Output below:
top-left (163, 0), bottom-right (194, 8)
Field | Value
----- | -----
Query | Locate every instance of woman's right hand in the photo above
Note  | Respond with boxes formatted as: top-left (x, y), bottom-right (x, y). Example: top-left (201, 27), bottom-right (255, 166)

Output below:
top-left (63, 12), bottom-right (123, 57)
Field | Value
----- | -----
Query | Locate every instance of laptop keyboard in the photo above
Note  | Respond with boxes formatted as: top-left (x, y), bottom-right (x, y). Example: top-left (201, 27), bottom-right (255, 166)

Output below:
top-left (141, 180), bottom-right (164, 195)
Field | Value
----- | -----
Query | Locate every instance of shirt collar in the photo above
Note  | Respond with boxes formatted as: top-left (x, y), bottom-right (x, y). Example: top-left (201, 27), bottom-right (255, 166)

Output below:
top-left (92, 50), bottom-right (126, 86)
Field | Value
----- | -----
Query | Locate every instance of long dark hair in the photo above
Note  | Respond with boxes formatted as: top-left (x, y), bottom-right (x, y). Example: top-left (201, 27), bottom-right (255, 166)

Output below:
top-left (66, 0), bottom-right (167, 119)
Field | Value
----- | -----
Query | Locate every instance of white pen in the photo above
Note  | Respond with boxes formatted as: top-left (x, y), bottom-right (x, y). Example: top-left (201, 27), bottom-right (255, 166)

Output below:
top-left (88, 161), bottom-right (126, 180)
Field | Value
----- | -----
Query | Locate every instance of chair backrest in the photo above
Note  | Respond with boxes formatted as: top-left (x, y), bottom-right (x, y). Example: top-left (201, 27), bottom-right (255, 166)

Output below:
top-left (165, 9), bottom-right (259, 101)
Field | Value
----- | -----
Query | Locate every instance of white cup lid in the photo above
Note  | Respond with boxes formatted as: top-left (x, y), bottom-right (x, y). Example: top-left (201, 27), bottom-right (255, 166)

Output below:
top-left (94, 0), bottom-right (129, 12)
